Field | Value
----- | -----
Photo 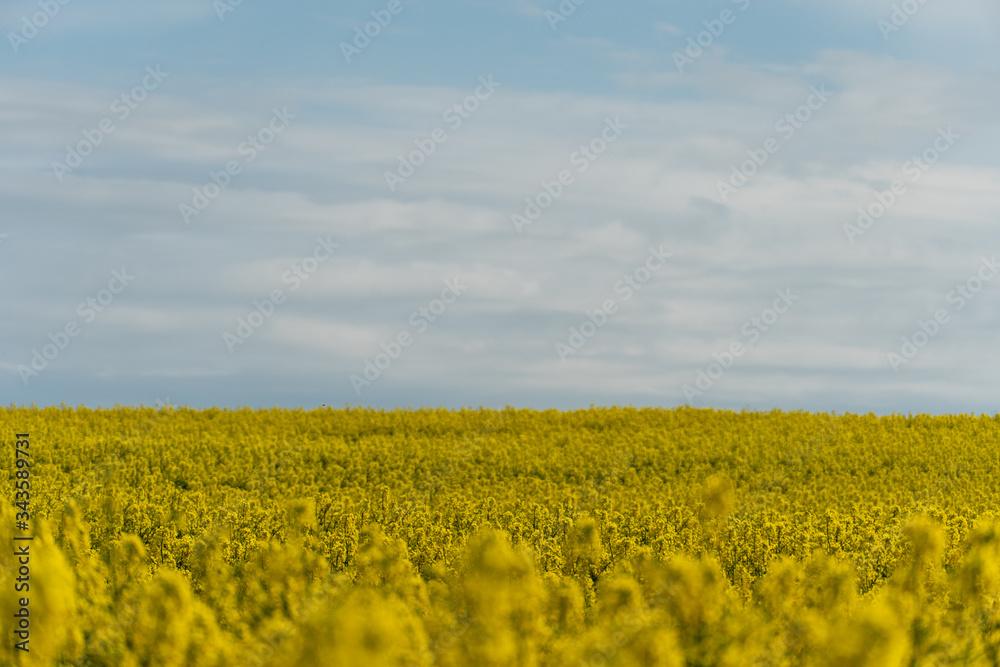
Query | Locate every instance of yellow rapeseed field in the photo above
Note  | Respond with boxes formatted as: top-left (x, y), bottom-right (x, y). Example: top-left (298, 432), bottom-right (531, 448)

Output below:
top-left (2, 406), bottom-right (1000, 666)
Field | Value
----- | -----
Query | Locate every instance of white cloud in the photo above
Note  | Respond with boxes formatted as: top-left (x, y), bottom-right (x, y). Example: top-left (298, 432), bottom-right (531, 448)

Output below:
top-left (4, 42), bottom-right (1000, 412)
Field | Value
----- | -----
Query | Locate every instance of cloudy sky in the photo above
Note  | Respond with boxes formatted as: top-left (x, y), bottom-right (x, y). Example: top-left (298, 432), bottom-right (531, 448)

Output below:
top-left (3, 0), bottom-right (999, 414)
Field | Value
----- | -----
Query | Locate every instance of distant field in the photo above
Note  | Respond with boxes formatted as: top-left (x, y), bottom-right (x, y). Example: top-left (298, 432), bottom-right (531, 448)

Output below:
top-left (3, 406), bottom-right (1000, 665)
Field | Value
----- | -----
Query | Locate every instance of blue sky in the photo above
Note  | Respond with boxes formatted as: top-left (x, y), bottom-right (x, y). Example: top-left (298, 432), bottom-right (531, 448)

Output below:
top-left (2, 0), bottom-right (999, 413)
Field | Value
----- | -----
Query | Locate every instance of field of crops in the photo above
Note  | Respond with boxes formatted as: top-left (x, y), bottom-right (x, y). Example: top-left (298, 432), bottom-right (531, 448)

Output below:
top-left (2, 406), bottom-right (1000, 666)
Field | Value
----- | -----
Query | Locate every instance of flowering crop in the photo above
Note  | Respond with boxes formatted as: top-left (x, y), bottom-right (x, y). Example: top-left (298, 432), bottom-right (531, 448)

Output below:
top-left (2, 406), bottom-right (1000, 665)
